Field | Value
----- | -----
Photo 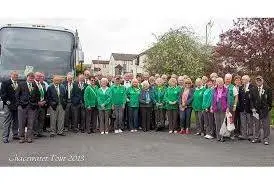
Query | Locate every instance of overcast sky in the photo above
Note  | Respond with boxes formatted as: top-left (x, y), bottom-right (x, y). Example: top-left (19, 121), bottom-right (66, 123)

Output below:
top-left (0, 0), bottom-right (272, 64)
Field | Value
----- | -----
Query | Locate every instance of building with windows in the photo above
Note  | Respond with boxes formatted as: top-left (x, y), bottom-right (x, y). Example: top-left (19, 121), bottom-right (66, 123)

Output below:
top-left (91, 60), bottom-right (110, 75)
top-left (109, 53), bottom-right (138, 76)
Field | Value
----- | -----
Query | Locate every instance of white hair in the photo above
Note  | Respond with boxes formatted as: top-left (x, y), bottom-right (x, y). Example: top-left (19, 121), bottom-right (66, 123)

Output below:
top-left (242, 75), bottom-right (250, 81)
top-left (195, 78), bottom-right (202, 83)
top-left (225, 73), bottom-right (232, 79)
top-left (178, 76), bottom-right (184, 81)
top-left (142, 81), bottom-right (150, 88)
top-left (216, 77), bottom-right (224, 84)
top-left (101, 78), bottom-right (108, 83)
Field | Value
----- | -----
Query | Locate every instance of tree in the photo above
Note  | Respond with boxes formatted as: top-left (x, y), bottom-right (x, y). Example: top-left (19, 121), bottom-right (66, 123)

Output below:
top-left (144, 26), bottom-right (212, 79)
top-left (213, 18), bottom-right (274, 88)
top-left (76, 63), bottom-right (88, 76)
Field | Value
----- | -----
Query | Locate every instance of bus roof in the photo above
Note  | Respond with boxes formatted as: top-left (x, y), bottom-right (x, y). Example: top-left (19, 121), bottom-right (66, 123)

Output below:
top-left (0, 23), bottom-right (76, 35)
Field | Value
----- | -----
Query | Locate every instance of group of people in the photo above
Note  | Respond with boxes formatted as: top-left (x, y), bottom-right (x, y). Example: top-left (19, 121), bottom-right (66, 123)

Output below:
top-left (0, 70), bottom-right (272, 145)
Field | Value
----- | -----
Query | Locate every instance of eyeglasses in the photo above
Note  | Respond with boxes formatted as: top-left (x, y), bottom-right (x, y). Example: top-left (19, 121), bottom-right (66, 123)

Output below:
top-left (90, 80), bottom-right (95, 82)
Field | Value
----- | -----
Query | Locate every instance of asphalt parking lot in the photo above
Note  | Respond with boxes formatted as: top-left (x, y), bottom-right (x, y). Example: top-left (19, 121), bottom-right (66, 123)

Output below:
top-left (0, 128), bottom-right (274, 167)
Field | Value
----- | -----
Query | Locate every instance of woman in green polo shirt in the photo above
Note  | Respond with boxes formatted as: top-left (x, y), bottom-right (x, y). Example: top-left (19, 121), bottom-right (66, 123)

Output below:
top-left (97, 78), bottom-right (112, 135)
top-left (202, 79), bottom-right (214, 139)
top-left (164, 78), bottom-right (181, 134)
top-left (110, 76), bottom-right (127, 134)
top-left (126, 78), bottom-right (141, 132)
top-left (154, 77), bottom-right (166, 131)
top-left (84, 76), bottom-right (98, 134)
top-left (192, 78), bottom-right (206, 136)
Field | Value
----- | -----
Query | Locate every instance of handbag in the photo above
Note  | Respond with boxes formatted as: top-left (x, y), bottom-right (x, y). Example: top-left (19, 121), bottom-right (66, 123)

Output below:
top-left (219, 118), bottom-right (231, 137)
top-left (226, 112), bottom-right (235, 132)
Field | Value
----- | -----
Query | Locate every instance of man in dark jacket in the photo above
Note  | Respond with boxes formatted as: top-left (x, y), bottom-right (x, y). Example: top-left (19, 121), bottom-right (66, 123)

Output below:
top-left (238, 75), bottom-right (255, 140)
top-left (71, 74), bottom-right (87, 133)
top-left (1, 71), bottom-right (19, 143)
top-left (46, 75), bottom-right (67, 137)
top-left (16, 72), bottom-right (40, 143)
top-left (63, 72), bottom-right (74, 131)
top-left (33, 72), bottom-right (47, 138)
top-left (250, 76), bottom-right (272, 145)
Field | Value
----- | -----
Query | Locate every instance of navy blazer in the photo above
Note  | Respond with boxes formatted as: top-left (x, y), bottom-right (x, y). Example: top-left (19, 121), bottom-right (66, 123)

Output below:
top-left (71, 82), bottom-right (87, 106)
top-left (0, 79), bottom-right (18, 110)
top-left (238, 83), bottom-right (255, 113)
top-left (179, 88), bottom-right (195, 109)
top-left (15, 81), bottom-right (40, 109)
top-left (46, 83), bottom-right (67, 110)
top-left (63, 81), bottom-right (74, 101)
top-left (250, 85), bottom-right (272, 118)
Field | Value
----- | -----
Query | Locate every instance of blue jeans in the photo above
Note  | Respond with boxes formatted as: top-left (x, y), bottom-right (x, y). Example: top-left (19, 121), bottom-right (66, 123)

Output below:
top-left (128, 107), bottom-right (139, 130)
top-left (179, 107), bottom-right (192, 129)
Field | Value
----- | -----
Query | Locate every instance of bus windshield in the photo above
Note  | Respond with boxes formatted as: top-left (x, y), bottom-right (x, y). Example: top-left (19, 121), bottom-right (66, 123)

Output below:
top-left (0, 27), bottom-right (74, 80)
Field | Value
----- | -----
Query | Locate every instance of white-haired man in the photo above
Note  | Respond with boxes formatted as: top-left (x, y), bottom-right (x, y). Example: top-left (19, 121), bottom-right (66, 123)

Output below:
top-left (238, 75), bottom-right (255, 140)
top-left (250, 76), bottom-right (272, 145)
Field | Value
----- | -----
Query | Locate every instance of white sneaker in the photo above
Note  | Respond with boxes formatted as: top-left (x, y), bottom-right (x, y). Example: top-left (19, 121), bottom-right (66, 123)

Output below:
top-left (119, 129), bottom-right (123, 133)
top-left (134, 129), bottom-right (137, 132)
top-left (101, 132), bottom-right (104, 135)
top-left (130, 130), bottom-right (134, 132)
top-left (204, 134), bottom-right (210, 139)
top-left (114, 130), bottom-right (119, 134)
top-left (169, 131), bottom-right (173, 134)
top-left (105, 132), bottom-right (109, 135)
top-left (207, 135), bottom-right (214, 139)
top-left (174, 131), bottom-right (178, 133)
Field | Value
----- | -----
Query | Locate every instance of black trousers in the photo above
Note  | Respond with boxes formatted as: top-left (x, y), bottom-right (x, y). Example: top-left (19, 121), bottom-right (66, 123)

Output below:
top-left (85, 107), bottom-right (97, 132)
top-left (64, 102), bottom-right (73, 129)
top-left (167, 109), bottom-right (178, 131)
top-left (140, 107), bottom-right (152, 132)
top-left (72, 104), bottom-right (86, 130)
top-left (33, 107), bottom-right (46, 135)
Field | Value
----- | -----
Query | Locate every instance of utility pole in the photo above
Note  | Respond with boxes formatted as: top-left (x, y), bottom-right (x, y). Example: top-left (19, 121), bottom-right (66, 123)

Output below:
top-left (206, 20), bottom-right (214, 45)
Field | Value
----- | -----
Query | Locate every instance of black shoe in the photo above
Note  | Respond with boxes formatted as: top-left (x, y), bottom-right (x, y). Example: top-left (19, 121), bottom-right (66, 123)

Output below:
top-left (87, 131), bottom-right (91, 134)
top-left (27, 138), bottom-right (33, 143)
top-left (73, 129), bottom-right (79, 133)
top-left (50, 134), bottom-right (55, 137)
top-left (220, 138), bottom-right (225, 142)
top-left (33, 134), bottom-right (39, 139)
top-left (57, 133), bottom-right (66, 136)
top-left (3, 139), bottom-right (9, 143)
top-left (37, 134), bottom-right (46, 137)
top-left (13, 136), bottom-right (20, 140)
top-left (238, 135), bottom-right (247, 140)
top-left (81, 130), bottom-right (85, 133)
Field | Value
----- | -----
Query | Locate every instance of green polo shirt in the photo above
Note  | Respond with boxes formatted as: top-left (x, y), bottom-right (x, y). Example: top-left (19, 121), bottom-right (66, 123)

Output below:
top-left (192, 86), bottom-right (206, 111)
top-left (84, 85), bottom-right (97, 108)
top-left (97, 87), bottom-right (112, 110)
top-left (126, 86), bottom-right (141, 108)
top-left (202, 87), bottom-right (213, 110)
top-left (164, 86), bottom-right (181, 110)
top-left (110, 84), bottom-right (126, 106)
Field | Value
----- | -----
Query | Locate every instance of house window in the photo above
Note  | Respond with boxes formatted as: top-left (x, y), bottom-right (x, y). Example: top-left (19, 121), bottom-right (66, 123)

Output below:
top-left (123, 61), bottom-right (127, 65)
top-left (130, 61), bottom-right (133, 65)
top-left (103, 64), bottom-right (106, 68)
